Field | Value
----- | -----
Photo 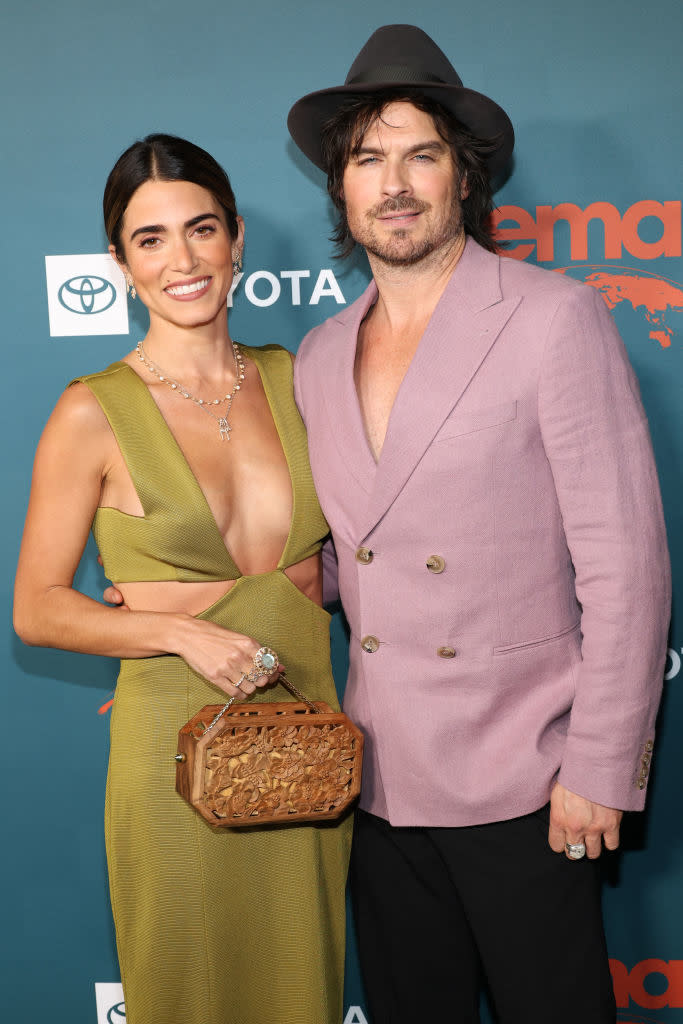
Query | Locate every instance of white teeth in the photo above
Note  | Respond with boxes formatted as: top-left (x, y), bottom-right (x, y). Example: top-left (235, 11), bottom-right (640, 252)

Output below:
top-left (166, 278), bottom-right (210, 296)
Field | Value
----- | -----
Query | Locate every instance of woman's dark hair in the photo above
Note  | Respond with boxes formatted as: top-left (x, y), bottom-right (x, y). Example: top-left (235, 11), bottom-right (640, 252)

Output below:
top-left (103, 134), bottom-right (238, 260)
top-left (320, 89), bottom-right (500, 258)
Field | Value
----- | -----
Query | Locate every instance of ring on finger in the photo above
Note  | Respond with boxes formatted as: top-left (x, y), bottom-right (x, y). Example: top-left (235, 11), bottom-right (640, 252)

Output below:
top-left (246, 646), bottom-right (279, 681)
top-left (565, 841), bottom-right (587, 860)
top-left (234, 673), bottom-right (247, 691)
top-left (253, 646), bottom-right (278, 674)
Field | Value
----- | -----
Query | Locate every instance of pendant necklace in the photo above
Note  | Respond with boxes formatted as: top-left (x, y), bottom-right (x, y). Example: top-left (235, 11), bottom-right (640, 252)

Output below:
top-left (136, 340), bottom-right (246, 441)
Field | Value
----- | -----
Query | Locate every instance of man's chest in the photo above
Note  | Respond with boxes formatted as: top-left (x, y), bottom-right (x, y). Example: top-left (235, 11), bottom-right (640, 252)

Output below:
top-left (353, 321), bottom-right (428, 459)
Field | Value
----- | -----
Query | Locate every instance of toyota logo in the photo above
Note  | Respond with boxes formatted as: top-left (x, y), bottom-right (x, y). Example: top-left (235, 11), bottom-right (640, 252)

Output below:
top-left (58, 275), bottom-right (117, 314)
top-left (107, 1001), bottom-right (126, 1022)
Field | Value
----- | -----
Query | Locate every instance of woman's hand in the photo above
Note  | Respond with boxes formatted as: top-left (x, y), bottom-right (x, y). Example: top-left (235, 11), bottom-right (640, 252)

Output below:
top-left (171, 615), bottom-right (281, 699)
top-left (95, 564), bottom-right (280, 698)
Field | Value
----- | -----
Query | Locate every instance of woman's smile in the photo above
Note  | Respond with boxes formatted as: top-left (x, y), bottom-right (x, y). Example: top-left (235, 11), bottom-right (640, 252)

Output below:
top-left (164, 275), bottom-right (213, 299)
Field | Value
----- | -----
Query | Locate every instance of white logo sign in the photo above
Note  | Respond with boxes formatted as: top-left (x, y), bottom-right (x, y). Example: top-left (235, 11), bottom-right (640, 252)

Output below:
top-left (343, 1008), bottom-right (369, 1024)
top-left (95, 982), bottom-right (125, 1023)
top-left (45, 254), bottom-right (129, 337)
top-left (665, 647), bottom-right (682, 681)
top-left (228, 268), bottom-right (346, 307)
top-left (93, 984), bottom-right (362, 1023)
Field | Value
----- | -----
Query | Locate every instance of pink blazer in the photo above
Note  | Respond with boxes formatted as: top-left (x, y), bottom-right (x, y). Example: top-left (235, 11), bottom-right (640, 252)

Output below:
top-left (294, 239), bottom-right (671, 826)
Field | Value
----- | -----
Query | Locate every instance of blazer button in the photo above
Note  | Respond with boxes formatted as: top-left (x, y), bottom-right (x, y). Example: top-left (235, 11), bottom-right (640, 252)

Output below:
top-left (361, 635), bottom-right (380, 653)
top-left (356, 546), bottom-right (374, 564)
top-left (426, 555), bottom-right (446, 573)
top-left (644, 740), bottom-right (654, 752)
top-left (437, 646), bottom-right (456, 659)
top-left (636, 780), bottom-right (646, 790)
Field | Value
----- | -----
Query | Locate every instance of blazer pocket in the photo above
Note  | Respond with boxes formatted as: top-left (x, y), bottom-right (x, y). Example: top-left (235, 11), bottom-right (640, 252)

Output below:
top-left (493, 620), bottom-right (580, 655)
top-left (433, 400), bottom-right (517, 442)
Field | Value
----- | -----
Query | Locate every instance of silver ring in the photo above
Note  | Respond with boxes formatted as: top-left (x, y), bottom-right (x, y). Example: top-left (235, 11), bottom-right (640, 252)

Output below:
top-left (565, 841), bottom-right (587, 860)
top-left (248, 646), bottom-right (278, 680)
top-left (234, 673), bottom-right (247, 690)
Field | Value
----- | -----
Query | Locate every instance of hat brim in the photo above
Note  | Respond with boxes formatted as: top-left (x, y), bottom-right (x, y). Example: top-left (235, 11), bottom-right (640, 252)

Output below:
top-left (288, 81), bottom-right (514, 179)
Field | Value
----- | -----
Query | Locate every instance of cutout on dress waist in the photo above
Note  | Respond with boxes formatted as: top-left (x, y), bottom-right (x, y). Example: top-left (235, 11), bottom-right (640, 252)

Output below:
top-left (117, 578), bottom-right (238, 617)
top-left (117, 553), bottom-right (322, 618)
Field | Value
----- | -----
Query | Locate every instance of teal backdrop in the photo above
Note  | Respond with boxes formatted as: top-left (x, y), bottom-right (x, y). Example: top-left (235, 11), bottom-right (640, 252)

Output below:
top-left (2, 1), bottom-right (682, 1021)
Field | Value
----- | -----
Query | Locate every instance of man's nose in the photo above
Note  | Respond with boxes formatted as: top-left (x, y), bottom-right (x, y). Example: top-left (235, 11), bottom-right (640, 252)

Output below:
top-left (380, 159), bottom-right (411, 197)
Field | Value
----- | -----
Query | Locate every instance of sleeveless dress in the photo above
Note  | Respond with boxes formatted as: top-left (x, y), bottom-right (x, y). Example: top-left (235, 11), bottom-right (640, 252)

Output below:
top-left (76, 345), bottom-right (352, 1024)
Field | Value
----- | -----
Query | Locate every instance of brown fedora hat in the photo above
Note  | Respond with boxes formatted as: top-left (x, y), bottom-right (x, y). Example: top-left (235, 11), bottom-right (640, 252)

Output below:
top-left (288, 24), bottom-right (514, 178)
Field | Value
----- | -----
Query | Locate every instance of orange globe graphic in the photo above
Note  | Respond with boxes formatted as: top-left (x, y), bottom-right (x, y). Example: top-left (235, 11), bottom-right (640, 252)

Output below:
top-left (555, 265), bottom-right (683, 349)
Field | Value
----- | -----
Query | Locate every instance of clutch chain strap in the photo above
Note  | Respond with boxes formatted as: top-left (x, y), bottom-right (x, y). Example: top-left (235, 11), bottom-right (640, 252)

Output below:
top-left (204, 672), bottom-right (320, 735)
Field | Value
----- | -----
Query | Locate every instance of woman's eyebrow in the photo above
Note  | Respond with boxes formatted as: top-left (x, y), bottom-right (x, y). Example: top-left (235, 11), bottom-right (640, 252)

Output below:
top-left (129, 213), bottom-right (220, 241)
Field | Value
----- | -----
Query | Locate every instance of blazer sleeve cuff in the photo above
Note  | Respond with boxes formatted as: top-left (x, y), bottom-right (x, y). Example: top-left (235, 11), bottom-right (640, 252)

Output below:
top-left (557, 734), bottom-right (657, 812)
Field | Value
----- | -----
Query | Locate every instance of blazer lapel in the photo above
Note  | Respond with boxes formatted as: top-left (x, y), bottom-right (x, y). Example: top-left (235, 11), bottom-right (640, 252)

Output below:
top-left (359, 243), bottom-right (520, 539)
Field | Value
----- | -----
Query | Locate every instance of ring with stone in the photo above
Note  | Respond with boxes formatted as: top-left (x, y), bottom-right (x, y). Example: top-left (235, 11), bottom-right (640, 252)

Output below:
top-left (565, 841), bottom-right (587, 860)
top-left (251, 646), bottom-right (279, 678)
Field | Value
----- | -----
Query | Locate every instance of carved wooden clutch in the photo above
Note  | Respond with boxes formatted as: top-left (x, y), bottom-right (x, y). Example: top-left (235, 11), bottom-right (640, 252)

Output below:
top-left (176, 682), bottom-right (363, 827)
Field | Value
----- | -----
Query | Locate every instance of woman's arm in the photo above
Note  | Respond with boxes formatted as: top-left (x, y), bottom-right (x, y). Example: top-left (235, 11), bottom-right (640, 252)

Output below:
top-left (13, 384), bottom-right (276, 697)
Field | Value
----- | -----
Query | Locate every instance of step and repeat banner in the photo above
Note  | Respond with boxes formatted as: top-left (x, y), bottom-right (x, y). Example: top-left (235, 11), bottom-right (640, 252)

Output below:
top-left (2, 1), bottom-right (681, 1021)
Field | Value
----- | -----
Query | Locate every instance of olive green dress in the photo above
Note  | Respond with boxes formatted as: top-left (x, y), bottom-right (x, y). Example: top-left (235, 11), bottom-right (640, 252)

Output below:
top-left (77, 345), bottom-right (352, 1024)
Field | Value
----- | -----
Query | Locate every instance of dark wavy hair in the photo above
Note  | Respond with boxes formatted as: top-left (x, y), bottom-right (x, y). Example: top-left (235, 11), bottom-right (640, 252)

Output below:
top-left (320, 89), bottom-right (499, 259)
top-left (103, 133), bottom-right (238, 260)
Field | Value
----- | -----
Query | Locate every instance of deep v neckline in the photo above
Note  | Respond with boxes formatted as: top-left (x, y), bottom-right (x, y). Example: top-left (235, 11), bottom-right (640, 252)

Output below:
top-left (115, 348), bottom-right (297, 577)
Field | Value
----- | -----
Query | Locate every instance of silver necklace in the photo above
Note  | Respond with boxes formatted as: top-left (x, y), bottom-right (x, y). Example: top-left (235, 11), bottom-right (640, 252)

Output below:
top-left (136, 340), bottom-right (246, 441)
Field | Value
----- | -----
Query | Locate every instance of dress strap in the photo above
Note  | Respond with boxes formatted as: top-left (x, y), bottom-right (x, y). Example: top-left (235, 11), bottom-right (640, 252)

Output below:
top-left (73, 362), bottom-right (207, 517)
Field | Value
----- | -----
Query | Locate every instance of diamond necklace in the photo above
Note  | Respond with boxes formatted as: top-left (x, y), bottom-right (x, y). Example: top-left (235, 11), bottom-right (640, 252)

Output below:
top-left (136, 339), bottom-right (246, 441)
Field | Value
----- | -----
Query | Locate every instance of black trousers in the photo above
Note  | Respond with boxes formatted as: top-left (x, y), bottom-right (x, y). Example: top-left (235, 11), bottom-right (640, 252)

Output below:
top-left (351, 807), bottom-right (616, 1024)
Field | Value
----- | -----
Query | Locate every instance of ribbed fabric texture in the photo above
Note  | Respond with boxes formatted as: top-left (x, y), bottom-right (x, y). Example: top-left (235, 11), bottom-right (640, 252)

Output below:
top-left (74, 345), bottom-right (329, 582)
top-left (84, 346), bottom-right (351, 1023)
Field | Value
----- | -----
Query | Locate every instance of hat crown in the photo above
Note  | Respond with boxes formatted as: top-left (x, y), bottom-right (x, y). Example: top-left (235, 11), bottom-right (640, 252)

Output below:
top-left (287, 23), bottom-right (514, 179)
top-left (344, 25), bottom-right (463, 89)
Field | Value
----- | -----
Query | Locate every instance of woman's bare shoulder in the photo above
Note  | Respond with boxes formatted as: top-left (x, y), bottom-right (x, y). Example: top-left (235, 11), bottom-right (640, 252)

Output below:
top-left (47, 380), bottom-right (110, 435)
top-left (35, 382), bottom-right (116, 474)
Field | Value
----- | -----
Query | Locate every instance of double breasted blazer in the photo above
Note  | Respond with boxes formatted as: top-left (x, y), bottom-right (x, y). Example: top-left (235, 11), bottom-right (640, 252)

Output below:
top-left (294, 238), bottom-right (670, 826)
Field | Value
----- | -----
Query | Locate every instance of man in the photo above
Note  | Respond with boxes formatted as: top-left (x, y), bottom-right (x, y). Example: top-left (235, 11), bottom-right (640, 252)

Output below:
top-left (287, 24), bottom-right (670, 1024)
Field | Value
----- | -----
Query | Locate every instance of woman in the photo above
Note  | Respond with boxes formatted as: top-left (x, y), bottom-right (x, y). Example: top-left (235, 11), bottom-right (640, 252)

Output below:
top-left (14, 134), bottom-right (352, 1024)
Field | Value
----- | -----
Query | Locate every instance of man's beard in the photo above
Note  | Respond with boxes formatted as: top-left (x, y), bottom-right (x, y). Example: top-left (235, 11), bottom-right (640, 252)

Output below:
top-left (348, 194), bottom-right (465, 267)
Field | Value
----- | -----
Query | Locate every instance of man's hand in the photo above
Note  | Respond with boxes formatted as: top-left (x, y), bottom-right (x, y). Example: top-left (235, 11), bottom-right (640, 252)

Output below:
top-left (103, 584), bottom-right (125, 606)
top-left (96, 555), bottom-right (126, 607)
top-left (548, 782), bottom-right (622, 860)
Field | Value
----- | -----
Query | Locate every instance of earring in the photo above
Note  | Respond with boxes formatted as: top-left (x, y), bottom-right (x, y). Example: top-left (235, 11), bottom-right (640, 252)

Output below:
top-left (125, 275), bottom-right (136, 300)
top-left (232, 250), bottom-right (243, 275)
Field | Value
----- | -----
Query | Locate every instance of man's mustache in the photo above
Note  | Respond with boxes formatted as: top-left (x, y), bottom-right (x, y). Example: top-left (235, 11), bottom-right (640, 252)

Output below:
top-left (369, 197), bottom-right (430, 217)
